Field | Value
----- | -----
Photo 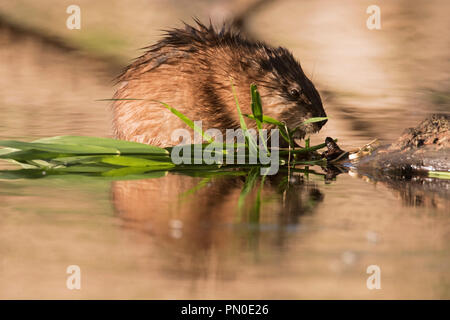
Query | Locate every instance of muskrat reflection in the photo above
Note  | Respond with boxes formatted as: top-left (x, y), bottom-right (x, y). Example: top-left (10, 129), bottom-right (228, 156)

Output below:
top-left (111, 172), bottom-right (324, 278)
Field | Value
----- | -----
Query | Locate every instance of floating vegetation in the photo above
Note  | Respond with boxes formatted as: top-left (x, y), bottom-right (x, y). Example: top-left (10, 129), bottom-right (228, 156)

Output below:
top-left (428, 171), bottom-right (450, 180)
top-left (0, 84), bottom-right (330, 181)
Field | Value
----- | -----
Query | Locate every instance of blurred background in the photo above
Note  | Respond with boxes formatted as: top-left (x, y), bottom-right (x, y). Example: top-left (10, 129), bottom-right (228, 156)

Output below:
top-left (0, 0), bottom-right (448, 299)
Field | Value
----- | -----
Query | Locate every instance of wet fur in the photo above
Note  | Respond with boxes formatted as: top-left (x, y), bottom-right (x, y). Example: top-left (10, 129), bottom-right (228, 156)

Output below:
top-left (112, 20), bottom-right (326, 146)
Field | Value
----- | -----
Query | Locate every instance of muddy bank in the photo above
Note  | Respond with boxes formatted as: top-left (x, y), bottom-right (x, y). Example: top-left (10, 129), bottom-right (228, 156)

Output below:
top-left (356, 114), bottom-right (449, 174)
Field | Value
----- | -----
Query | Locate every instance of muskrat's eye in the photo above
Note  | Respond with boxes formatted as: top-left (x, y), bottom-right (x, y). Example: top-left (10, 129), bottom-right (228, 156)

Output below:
top-left (289, 88), bottom-right (300, 99)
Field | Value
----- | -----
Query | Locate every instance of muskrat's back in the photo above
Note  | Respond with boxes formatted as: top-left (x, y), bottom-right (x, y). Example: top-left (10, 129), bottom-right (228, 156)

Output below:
top-left (112, 21), bottom-right (327, 147)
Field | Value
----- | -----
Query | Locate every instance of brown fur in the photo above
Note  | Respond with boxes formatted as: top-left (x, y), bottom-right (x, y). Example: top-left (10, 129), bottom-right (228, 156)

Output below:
top-left (112, 20), bottom-right (327, 146)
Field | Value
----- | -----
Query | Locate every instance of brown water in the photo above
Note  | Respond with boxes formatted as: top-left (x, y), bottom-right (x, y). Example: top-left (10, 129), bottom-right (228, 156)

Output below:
top-left (0, 1), bottom-right (449, 299)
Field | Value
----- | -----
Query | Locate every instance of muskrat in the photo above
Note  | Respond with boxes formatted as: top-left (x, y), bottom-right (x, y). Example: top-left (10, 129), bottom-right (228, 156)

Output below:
top-left (112, 20), bottom-right (327, 147)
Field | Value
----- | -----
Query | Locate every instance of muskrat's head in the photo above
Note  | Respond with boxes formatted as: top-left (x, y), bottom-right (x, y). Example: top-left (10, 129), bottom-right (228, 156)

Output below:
top-left (246, 46), bottom-right (327, 139)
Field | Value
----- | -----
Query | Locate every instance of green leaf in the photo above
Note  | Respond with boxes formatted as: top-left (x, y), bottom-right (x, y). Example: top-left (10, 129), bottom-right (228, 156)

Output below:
top-left (180, 177), bottom-right (212, 198)
top-left (230, 79), bottom-right (258, 156)
top-left (0, 169), bottom-right (50, 179)
top-left (250, 84), bottom-right (270, 154)
top-left (52, 154), bottom-right (171, 166)
top-left (0, 140), bottom-right (119, 154)
top-left (48, 165), bottom-right (113, 173)
top-left (99, 98), bottom-right (212, 143)
top-left (157, 101), bottom-right (214, 144)
top-left (250, 84), bottom-right (263, 129)
top-left (51, 155), bottom-right (108, 165)
top-left (249, 173), bottom-right (267, 223)
top-left (0, 149), bottom-right (65, 161)
top-left (34, 136), bottom-right (168, 155)
top-left (302, 117), bottom-right (328, 125)
top-left (428, 171), bottom-right (450, 180)
top-left (101, 167), bottom-right (169, 177)
top-left (244, 114), bottom-right (284, 127)
top-left (100, 156), bottom-right (175, 169)
top-left (244, 113), bottom-right (292, 145)
top-left (231, 81), bottom-right (249, 131)
top-left (238, 167), bottom-right (260, 210)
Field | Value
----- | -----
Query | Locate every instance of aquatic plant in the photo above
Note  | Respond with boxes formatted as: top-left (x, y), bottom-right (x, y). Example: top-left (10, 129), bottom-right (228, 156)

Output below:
top-left (0, 84), bottom-right (329, 180)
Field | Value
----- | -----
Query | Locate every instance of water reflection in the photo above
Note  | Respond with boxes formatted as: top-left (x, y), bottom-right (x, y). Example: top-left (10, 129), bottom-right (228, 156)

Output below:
top-left (111, 171), bottom-right (325, 277)
top-left (348, 170), bottom-right (450, 209)
top-left (326, 163), bottom-right (449, 209)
